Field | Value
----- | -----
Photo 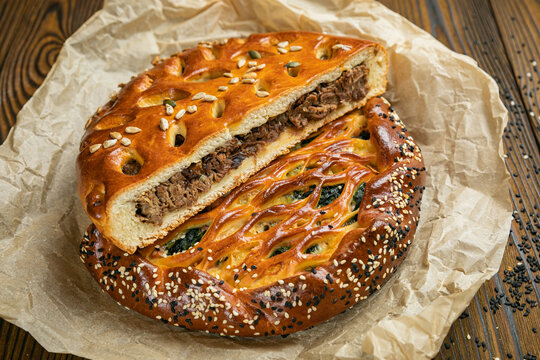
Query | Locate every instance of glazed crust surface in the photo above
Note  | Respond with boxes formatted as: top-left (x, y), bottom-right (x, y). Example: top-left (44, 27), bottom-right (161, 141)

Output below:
top-left (76, 31), bottom-right (385, 245)
top-left (80, 97), bottom-right (426, 337)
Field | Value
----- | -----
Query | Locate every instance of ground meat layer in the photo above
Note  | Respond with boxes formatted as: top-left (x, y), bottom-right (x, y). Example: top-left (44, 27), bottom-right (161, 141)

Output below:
top-left (136, 64), bottom-right (369, 224)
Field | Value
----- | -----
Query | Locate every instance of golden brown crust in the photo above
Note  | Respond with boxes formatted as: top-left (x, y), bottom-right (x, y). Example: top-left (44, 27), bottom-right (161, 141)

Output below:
top-left (76, 31), bottom-right (387, 252)
top-left (80, 98), bottom-right (425, 337)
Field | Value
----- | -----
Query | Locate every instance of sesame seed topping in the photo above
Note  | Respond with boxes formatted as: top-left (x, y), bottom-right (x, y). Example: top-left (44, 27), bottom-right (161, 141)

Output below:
top-left (89, 144), bottom-right (101, 153)
top-left (247, 60), bottom-right (257, 67)
top-left (165, 103), bottom-right (174, 115)
top-left (289, 45), bottom-right (302, 52)
top-left (229, 77), bottom-right (239, 84)
top-left (237, 59), bottom-right (246, 68)
top-left (187, 105), bottom-right (197, 113)
top-left (242, 78), bottom-right (256, 84)
top-left (103, 139), bottom-right (117, 149)
top-left (277, 47), bottom-right (288, 54)
top-left (125, 126), bottom-right (141, 134)
top-left (109, 132), bottom-right (122, 140)
top-left (332, 43), bottom-right (352, 51)
top-left (203, 94), bottom-right (218, 102)
top-left (242, 72), bottom-right (257, 79)
top-left (218, 86), bottom-right (228, 91)
top-left (255, 64), bottom-right (266, 70)
top-left (277, 41), bottom-right (289, 48)
top-left (223, 72), bottom-right (233, 78)
top-left (175, 109), bottom-right (186, 119)
top-left (192, 92), bottom-right (206, 100)
top-left (120, 138), bottom-right (131, 146)
top-left (84, 117), bottom-right (92, 129)
top-left (159, 118), bottom-right (169, 131)
top-left (284, 61), bottom-right (300, 68)
top-left (255, 90), bottom-right (269, 97)
top-left (248, 50), bottom-right (261, 59)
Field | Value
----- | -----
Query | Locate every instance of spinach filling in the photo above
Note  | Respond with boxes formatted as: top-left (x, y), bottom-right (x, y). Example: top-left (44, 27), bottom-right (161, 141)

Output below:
top-left (164, 226), bottom-right (208, 255)
top-left (343, 214), bottom-right (358, 227)
top-left (317, 184), bottom-right (344, 208)
top-left (292, 185), bottom-right (316, 200)
top-left (269, 244), bottom-right (292, 257)
top-left (304, 243), bottom-right (321, 254)
top-left (351, 182), bottom-right (366, 211)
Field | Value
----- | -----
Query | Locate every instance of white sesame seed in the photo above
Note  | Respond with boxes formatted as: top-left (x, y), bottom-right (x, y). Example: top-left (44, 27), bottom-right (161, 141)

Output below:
top-left (192, 92), bottom-right (206, 100)
top-left (203, 94), bottom-right (218, 102)
top-left (299, 275), bottom-right (306, 280)
top-left (159, 118), bottom-right (169, 131)
top-left (247, 60), bottom-right (257, 67)
top-left (255, 90), bottom-right (269, 97)
top-left (242, 78), bottom-right (256, 84)
top-left (120, 137), bottom-right (131, 146)
top-left (332, 44), bottom-right (352, 51)
top-left (223, 72), bottom-right (233, 78)
top-left (125, 126), bottom-right (141, 134)
top-left (289, 45), bottom-right (302, 52)
top-left (237, 59), bottom-right (246, 68)
top-left (175, 109), bottom-right (186, 119)
top-left (229, 77), bottom-right (239, 84)
top-left (103, 139), bottom-right (117, 149)
top-left (165, 103), bottom-right (174, 115)
top-left (277, 47), bottom-right (288, 54)
top-left (89, 144), bottom-right (101, 153)
top-left (277, 41), bottom-right (289, 48)
top-left (255, 63), bottom-right (266, 70)
top-left (278, 279), bottom-right (284, 285)
top-left (187, 105), bottom-right (197, 113)
top-left (218, 86), bottom-right (228, 91)
top-left (109, 132), bottom-right (122, 140)
top-left (242, 72), bottom-right (257, 79)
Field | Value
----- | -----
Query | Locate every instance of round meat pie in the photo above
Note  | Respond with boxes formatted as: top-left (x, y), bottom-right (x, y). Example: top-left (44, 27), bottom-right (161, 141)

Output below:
top-left (80, 97), bottom-right (426, 337)
top-left (77, 31), bottom-right (388, 253)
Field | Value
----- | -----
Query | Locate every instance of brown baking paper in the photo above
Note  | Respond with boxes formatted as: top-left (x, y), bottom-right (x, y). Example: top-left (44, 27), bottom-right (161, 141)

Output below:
top-left (0, 0), bottom-right (511, 359)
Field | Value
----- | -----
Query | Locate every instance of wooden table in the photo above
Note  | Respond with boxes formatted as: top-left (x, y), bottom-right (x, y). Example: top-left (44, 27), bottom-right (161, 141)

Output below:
top-left (0, 0), bottom-right (538, 359)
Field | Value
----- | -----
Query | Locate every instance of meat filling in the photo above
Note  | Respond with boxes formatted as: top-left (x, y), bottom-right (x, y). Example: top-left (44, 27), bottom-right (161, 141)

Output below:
top-left (136, 64), bottom-right (369, 224)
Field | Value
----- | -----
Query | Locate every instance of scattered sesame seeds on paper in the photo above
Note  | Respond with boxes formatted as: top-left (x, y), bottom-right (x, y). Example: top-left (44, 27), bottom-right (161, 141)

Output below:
top-left (0, 0), bottom-right (511, 360)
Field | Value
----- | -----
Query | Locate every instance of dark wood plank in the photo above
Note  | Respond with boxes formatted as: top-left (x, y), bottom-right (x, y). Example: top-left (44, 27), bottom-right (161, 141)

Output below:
top-left (0, 0), bottom-right (104, 143)
top-left (380, 0), bottom-right (540, 359)
top-left (490, 0), bottom-right (540, 146)
top-left (0, 1), bottom-right (103, 359)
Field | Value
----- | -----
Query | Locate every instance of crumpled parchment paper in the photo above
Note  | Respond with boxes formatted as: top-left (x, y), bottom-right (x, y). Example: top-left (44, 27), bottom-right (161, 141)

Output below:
top-left (0, 0), bottom-right (511, 359)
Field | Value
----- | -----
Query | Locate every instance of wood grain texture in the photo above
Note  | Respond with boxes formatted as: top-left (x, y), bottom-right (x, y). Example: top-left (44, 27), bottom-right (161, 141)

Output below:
top-left (0, 0), bottom-right (103, 142)
top-left (0, 0), bottom-right (102, 359)
top-left (0, 0), bottom-right (538, 359)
